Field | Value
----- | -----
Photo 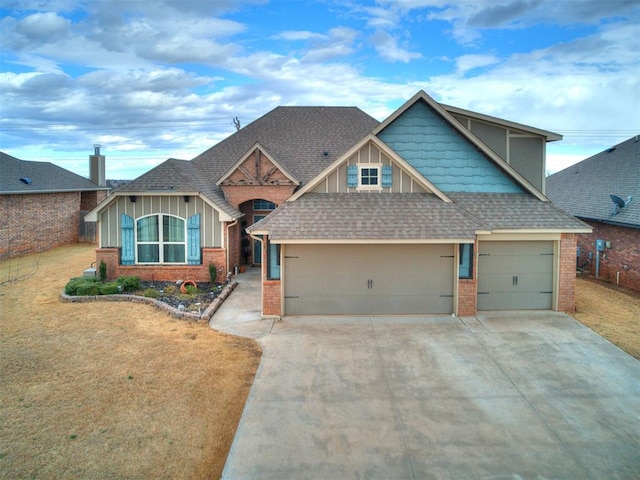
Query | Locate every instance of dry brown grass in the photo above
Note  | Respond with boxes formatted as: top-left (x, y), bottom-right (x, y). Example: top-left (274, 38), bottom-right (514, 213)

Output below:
top-left (574, 275), bottom-right (640, 359)
top-left (0, 244), bottom-right (261, 479)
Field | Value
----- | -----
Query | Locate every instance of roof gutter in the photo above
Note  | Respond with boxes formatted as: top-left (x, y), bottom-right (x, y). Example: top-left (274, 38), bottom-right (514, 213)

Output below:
top-left (1, 187), bottom-right (110, 195)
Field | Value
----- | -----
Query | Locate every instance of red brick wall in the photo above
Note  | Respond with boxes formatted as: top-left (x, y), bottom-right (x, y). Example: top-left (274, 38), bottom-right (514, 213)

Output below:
top-left (558, 233), bottom-right (578, 313)
top-left (263, 280), bottom-right (281, 317)
top-left (96, 247), bottom-right (227, 283)
top-left (576, 221), bottom-right (640, 292)
top-left (221, 184), bottom-right (295, 268)
top-left (0, 192), bottom-right (83, 261)
top-left (221, 185), bottom-right (295, 213)
top-left (457, 240), bottom-right (478, 316)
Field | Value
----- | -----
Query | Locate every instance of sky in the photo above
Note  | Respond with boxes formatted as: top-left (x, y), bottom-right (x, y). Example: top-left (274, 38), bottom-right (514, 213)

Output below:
top-left (1, 0), bottom-right (639, 180)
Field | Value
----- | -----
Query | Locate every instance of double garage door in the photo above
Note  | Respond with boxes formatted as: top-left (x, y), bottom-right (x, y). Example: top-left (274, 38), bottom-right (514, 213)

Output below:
top-left (477, 241), bottom-right (554, 310)
top-left (284, 244), bottom-right (454, 315)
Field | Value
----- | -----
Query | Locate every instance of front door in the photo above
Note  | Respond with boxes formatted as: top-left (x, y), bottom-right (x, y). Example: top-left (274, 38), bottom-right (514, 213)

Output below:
top-left (252, 215), bottom-right (266, 265)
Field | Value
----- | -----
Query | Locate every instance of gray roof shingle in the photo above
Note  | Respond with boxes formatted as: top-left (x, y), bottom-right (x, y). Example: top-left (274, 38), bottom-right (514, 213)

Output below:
top-left (250, 192), bottom-right (590, 241)
top-left (117, 106), bottom-right (378, 216)
top-left (0, 151), bottom-right (106, 194)
top-left (248, 193), bottom-right (481, 240)
top-left (546, 135), bottom-right (640, 228)
top-left (111, 158), bottom-right (242, 218)
top-left (449, 193), bottom-right (591, 231)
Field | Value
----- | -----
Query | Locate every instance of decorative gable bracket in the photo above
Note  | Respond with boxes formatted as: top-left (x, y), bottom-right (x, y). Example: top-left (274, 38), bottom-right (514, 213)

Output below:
top-left (217, 144), bottom-right (299, 187)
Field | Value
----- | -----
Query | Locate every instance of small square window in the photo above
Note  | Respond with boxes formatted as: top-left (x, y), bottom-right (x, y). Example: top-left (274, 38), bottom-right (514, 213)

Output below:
top-left (361, 168), bottom-right (379, 186)
top-left (357, 164), bottom-right (382, 190)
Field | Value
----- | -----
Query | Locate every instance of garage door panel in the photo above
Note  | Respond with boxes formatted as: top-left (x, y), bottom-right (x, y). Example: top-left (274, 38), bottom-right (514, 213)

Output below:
top-left (478, 241), bottom-right (554, 311)
top-left (284, 244), bottom-right (454, 315)
top-left (478, 291), bottom-right (552, 310)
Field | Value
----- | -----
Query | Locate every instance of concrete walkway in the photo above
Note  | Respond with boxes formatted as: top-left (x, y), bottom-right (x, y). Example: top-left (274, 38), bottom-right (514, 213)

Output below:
top-left (211, 274), bottom-right (640, 480)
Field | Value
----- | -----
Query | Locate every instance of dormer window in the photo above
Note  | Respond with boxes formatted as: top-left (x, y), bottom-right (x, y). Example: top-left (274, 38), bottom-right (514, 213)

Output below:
top-left (360, 165), bottom-right (380, 187)
top-left (347, 164), bottom-right (393, 190)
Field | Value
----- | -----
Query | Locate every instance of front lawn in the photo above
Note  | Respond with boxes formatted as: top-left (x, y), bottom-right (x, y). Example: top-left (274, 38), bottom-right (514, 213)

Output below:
top-left (0, 244), bottom-right (261, 479)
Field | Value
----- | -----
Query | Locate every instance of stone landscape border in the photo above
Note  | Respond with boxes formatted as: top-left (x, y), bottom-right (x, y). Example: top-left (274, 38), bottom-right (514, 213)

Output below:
top-left (60, 281), bottom-right (238, 321)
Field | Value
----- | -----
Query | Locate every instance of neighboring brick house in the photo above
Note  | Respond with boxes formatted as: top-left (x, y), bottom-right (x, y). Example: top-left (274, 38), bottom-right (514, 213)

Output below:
top-left (86, 90), bottom-right (590, 317)
top-left (547, 135), bottom-right (640, 292)
top-left (0, 149), bottom-right (109, 261)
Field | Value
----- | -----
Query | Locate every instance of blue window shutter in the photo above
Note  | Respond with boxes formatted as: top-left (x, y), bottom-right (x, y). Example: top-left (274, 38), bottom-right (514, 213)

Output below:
top-left (382, 165), bottom-right (393, 188)
top-left (187, 213), bottom-right (201, 265)
top-left (347, 165), bottom-right (358, 188)
top-left (121, 214), bottom-right (134, 265)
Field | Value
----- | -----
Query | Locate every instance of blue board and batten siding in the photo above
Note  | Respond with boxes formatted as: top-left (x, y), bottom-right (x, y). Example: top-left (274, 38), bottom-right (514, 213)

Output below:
top-left (377, 100), bottom-right (522, 193)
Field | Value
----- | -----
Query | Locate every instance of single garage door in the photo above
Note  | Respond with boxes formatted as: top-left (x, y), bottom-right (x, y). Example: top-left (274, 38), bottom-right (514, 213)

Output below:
top-left (477, 241), bottom-right (554, 310)
top-left (284, 244), bottom-right (454, 315)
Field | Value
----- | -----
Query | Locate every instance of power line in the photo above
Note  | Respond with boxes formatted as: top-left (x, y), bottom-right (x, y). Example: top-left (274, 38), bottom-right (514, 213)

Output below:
top-left (0, 120), bottom-right (240, 132)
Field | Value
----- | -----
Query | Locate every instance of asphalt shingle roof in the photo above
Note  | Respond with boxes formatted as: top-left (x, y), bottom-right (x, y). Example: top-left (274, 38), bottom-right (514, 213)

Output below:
top-left (449, 193), bottom-right (591, 231)
top-left (0, 151), bottom-right (106, 194)
top-left (546, 135), bottom-right (640, 228)
top-left (117, 106), bottom-right (379, 216)
top-left (112, 158), bottom-right (243, 219)
top-left (250, 192), bottom-right (590, 240)
top-left (192, 106), bottom-right (379, 185)
top-left (248, 193), bottom-right (481, 240)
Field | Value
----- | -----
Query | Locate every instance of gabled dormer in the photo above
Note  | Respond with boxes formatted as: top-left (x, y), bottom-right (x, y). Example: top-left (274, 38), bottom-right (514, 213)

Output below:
top-left (289, 134), bottom-right (451, 202)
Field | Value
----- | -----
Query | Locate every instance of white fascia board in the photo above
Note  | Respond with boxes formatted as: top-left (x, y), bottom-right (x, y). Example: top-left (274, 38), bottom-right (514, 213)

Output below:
top-left (442, 104), bottom-right (563, 142)
top-left (266, 238), bottom-right (475, 244)
top-left (84, 191), bottom-right (236, 222)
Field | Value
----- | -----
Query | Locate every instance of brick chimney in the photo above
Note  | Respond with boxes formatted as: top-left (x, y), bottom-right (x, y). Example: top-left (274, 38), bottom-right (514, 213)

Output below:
top-left (89, 144), bottom-right (106, 187)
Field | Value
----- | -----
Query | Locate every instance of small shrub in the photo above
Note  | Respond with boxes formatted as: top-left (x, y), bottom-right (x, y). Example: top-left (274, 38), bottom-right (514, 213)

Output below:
top-left (99, 260), bottom-right (107, 282)
top-left (143, 288), bottom-right (159, 298)
top-left (163, 285), bottom-right (177, 296)
top-left (99, 283), bottom-right (120, 295)
top-left (184, 284), bottom-right (198, 295)
top-left (76, 283), bottom-right (101, 296)
top-left (64, 277), bottom-right (99, 295)
top-left (116, 276), bottom-right (140, 292)
top-left (208, 263), bottom-right (217, 283)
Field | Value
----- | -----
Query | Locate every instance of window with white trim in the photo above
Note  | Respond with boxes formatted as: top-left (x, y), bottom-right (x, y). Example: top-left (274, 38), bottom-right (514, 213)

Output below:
top-left (358, 164), bottom-right (382, 190)
top-left (136, 214), bottom-right (186, 263)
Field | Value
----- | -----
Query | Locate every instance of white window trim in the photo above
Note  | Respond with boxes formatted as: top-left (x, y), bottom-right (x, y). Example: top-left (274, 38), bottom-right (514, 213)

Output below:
top-left (357, 163), bottom-right (383, 191)
top-left (135, 214), bottom-right (187, 264)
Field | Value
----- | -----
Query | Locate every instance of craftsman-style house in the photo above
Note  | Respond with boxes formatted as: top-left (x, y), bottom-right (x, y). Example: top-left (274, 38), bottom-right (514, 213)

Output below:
top-left (86, 90), bottom-right (590, 317)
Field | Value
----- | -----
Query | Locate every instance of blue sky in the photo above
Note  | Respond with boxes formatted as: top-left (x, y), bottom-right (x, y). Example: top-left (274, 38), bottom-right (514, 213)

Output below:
top-left (1, 0), bottom-right (639, 180)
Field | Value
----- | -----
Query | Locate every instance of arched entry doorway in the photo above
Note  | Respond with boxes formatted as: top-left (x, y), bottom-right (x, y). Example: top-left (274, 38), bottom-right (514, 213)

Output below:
top-left (238, 198), bottom-right (277, 266)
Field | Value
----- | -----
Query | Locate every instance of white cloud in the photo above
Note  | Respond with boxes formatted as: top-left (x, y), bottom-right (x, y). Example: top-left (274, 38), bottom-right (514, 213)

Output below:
top-left (274, 30), bottom-right (326, 41)
top-left (369, 30), bottom-right (422, 63)
top-left (455, 54), bottom-right (499, 74)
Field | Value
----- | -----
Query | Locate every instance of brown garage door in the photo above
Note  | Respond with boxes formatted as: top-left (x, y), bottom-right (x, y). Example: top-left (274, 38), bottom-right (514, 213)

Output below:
top-left (477, 241), bottom-right (554, 310)
top-left (283, 244), bottom-right (454, 315)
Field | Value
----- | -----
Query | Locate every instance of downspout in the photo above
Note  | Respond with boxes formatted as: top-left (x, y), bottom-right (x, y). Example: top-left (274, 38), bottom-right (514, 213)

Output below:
top-left (225, 219), bottom-right (238, 278)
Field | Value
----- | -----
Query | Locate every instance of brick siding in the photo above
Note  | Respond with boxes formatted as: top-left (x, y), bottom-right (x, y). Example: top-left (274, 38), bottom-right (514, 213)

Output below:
top-left (576, 221), bottom-right (640, 292)
top-left (263, 280), bottom-right (281, 317)
top-left (558, 233), bottom-right (578, 313)
top-left (96, 247), bottom-right (227, 283)
top-left (457, 240), bottom-right (478, 316)
top-left (1, 192), bottom-right (83, 261)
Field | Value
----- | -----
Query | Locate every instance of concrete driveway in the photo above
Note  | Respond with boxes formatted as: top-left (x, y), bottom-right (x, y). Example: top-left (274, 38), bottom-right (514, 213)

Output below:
top-left (213, 273), bottom-right (640, 479)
